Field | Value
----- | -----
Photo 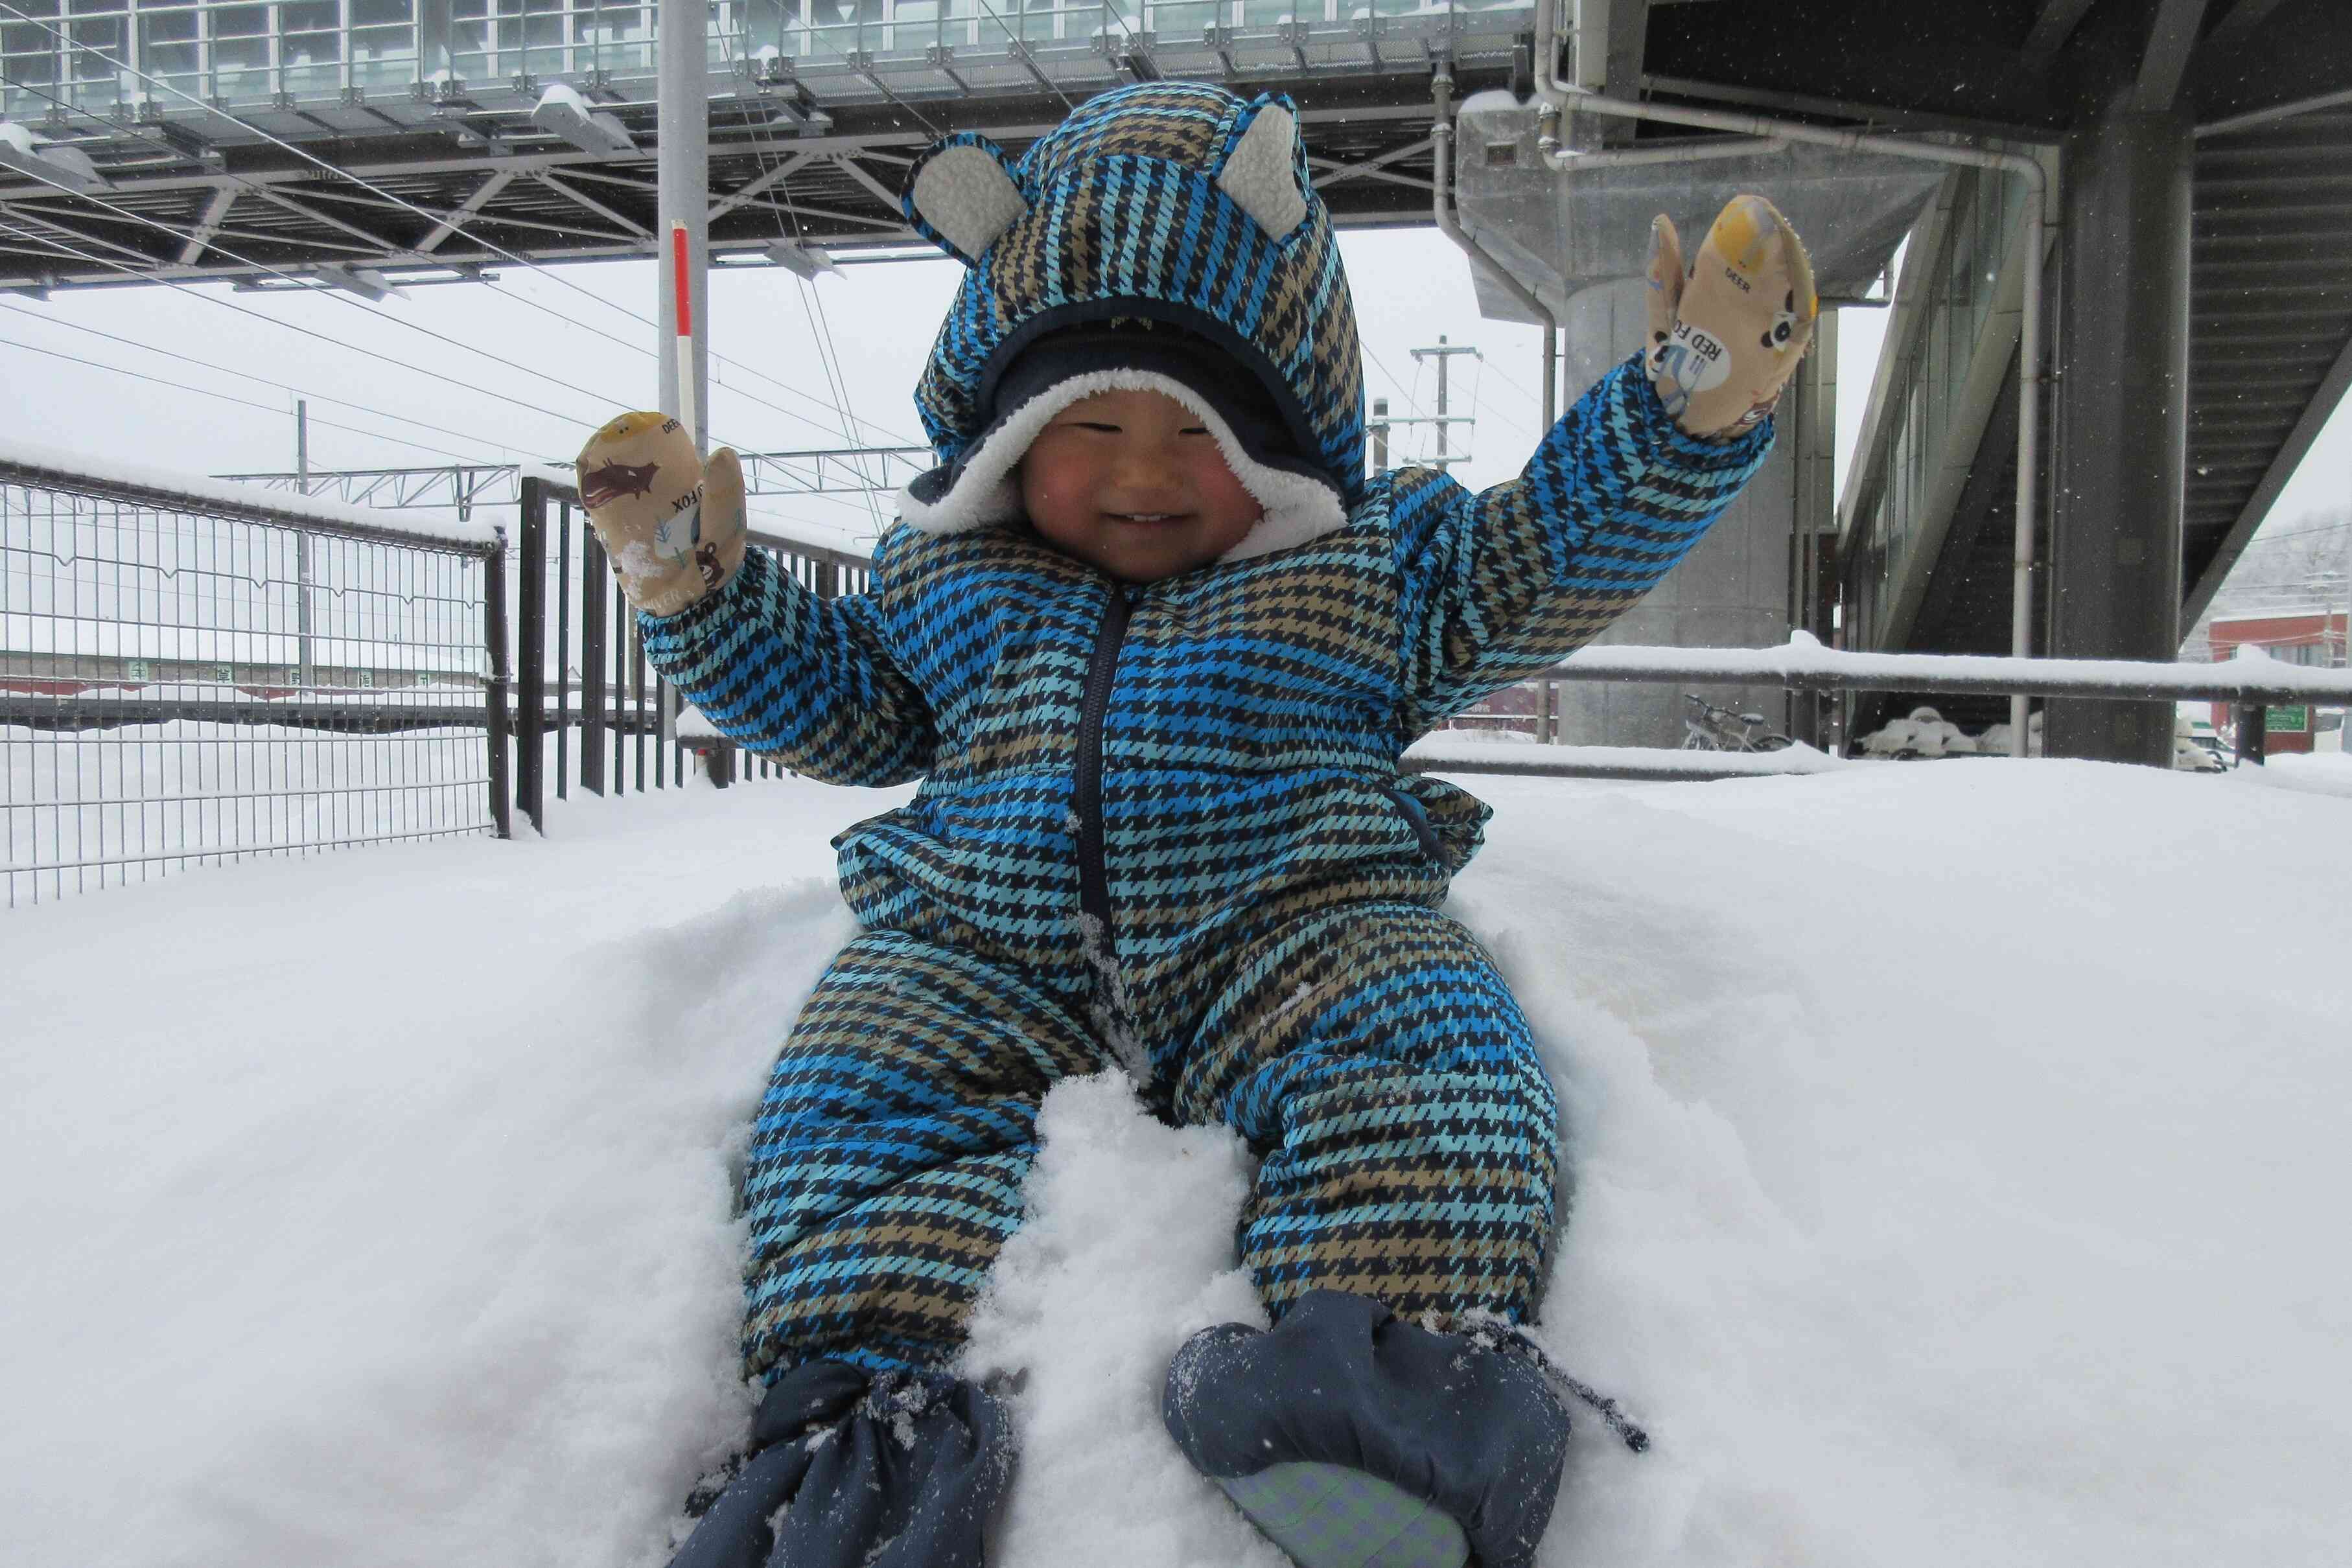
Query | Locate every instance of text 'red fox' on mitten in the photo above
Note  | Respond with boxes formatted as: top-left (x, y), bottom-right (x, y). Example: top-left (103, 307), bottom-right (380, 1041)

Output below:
top-left (1645, 192), bottom-right (1818, 441)
top-left (574, 412), bottom-right (749, 617)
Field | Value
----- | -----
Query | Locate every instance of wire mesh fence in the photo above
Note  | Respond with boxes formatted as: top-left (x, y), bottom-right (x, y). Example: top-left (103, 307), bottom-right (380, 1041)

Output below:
top-left (2, 452), bottom-right (502, 908)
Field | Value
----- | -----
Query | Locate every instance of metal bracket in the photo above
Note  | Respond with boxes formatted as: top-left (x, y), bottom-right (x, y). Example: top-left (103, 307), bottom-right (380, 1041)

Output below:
top-left (1278, 20), bottom-right (1311, 71)
top-left (1092, 29), bottom-right (1158, 82)
top-left (925, 45), bottom-right (972, 95)
top-left (1003, 37), bottom-right (1058, 98)
top-left (1202, 25), bottom-right (1237, 77)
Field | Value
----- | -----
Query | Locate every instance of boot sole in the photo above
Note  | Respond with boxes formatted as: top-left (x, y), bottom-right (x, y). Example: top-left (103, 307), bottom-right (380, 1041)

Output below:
top-left (1215, 1461), bottom-right (1470, 1568)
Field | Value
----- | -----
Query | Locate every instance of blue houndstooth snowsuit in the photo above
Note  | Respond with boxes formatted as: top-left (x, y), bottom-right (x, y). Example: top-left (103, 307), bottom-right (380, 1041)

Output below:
top-left (642, 84), bottom-right (1773, 1385)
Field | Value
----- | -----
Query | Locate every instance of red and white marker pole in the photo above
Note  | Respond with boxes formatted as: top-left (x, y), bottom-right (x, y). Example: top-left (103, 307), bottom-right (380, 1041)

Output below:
top-left (670, 220), bottom-right (698, 452)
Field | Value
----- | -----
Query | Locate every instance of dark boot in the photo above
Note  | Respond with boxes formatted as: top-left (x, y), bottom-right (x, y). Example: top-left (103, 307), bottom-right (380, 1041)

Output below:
top-left (1161, 1291), bottom-right (1576, 1568)
top-left (669, 1361), bottom-right (1014, 1568)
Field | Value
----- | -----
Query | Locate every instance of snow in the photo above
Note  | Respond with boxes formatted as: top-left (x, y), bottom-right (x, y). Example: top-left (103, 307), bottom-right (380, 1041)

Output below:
top-left (5, 761), bottom-right (2349, 1567)
top-left (0, 432), bottom-right (499, 549)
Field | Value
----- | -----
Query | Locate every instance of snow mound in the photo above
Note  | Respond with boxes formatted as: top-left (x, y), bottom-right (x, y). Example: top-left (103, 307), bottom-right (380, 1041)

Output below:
top-left (5, 765), bottom-right (2349, 1567)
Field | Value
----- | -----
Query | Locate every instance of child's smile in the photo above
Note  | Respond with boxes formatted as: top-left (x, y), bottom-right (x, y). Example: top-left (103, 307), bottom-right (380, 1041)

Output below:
top-left (1018, 387), bottom-right (1265, 583)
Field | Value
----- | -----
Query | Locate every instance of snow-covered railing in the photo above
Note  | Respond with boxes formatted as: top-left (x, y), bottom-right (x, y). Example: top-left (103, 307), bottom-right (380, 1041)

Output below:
top-left (1535, 634), bottom-right (2352, 708)
top-left (1406, 634), bottom-right (2351, 781)
top-left (3, 446), bottom-right (509, 907)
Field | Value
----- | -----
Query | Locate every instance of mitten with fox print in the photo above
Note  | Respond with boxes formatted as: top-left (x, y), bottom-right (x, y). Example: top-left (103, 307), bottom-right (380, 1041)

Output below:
top-left (574, 413), bottom-right (748, 617)
top-left (1644, 194), bottom-right (1818, 441)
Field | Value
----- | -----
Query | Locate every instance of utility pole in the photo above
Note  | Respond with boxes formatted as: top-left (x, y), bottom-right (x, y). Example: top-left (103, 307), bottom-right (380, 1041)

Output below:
top-left (1370, 397), bottom-right (1389, 473)
top-left (295, 400), bottom-right (313, 687)
top-left (1408, 336), bottom-right (1481, 472)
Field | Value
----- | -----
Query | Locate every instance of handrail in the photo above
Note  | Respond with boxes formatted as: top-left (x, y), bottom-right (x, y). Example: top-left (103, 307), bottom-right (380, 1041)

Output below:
top-left (1537, 640), bottom-right (2352, 707)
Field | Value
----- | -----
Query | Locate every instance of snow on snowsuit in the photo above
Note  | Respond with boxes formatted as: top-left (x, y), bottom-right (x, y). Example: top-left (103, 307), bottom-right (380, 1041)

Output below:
top-left (642, 83), bottom-right (1773, 1385)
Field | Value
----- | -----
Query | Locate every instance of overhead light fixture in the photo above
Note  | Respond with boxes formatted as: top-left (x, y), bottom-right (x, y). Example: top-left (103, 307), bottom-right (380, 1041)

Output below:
top-left (315, 263), bottom-right (399, 302)
top-left (765, 240), bottom-right (839, 280)
top-left (0, 122), bottom-right (112, 194)
top-left (531, 82), bottom-right (635, 156)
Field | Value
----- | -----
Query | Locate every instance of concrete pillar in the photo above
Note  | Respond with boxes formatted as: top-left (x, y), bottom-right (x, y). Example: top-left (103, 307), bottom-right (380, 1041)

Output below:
top-left (2045, 51), bottom-right (2194, 767)
top-left (656, 0), bottom-right (710, 448)
top-left (1548, 279), bottom-right (1802, 749)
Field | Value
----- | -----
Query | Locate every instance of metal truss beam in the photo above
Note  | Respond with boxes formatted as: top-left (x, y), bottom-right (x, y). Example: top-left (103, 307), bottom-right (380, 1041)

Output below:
top-left (178, 187), bottom-right (237, 266)
top-left (533, 171), bottom-right (655, 242)
top-left (0, 82), bottom-right (1444, 290)
top-left (417, 169), bottom-right (514, 253)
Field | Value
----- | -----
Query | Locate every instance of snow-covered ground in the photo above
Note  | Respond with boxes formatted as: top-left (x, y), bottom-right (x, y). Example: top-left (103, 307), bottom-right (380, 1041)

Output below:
top-left (5, 757), bottom-right (2350, 1567)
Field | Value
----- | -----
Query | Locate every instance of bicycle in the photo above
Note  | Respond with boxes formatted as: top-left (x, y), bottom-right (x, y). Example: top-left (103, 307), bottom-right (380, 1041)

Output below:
top-left (1681, 693), bottom-right (1797, 753)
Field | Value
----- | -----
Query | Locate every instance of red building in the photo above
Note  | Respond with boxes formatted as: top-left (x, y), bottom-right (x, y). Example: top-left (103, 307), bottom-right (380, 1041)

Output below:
top-left (2207, 611), bottom-right (2347, 754)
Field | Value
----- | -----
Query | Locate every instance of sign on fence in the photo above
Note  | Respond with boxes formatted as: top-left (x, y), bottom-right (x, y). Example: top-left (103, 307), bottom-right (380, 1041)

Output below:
top-left (2266, 705), bottom-right (2310, 734)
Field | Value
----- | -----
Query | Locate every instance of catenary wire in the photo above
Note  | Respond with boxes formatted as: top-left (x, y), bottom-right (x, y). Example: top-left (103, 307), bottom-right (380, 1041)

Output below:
top-left (0, 167), bottom-right (657, 426)
top-left (0, 214), bottom-right (612, 433)
top-left (747, 106), bottom-right (896, 526)
top-left (0, 298), bottom-right (539, 461)
top-left (0, 220), bottom-right (924, 520)
top-left (3, 13), bottom-right (972, 447)
top-left (0, 332), bottom-right (507, 465)
top-left (0, 8), bottom-right (884, 438)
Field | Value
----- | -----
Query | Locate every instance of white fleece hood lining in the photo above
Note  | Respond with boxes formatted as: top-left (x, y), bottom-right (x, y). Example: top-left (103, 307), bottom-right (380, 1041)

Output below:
top-left (897, 369), bottom-right (1348, 563)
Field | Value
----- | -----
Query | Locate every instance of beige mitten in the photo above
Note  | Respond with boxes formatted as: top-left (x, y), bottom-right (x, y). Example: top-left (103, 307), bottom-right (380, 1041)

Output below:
top-left (574, 412), bottom-right (748, 617)
top-left (1645, 194), bottom-right (1818, 440)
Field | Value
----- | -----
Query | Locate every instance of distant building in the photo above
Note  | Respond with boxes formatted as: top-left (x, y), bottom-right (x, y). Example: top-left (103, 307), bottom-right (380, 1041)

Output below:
top-left (2206, 610), bottom-right (2348, 754)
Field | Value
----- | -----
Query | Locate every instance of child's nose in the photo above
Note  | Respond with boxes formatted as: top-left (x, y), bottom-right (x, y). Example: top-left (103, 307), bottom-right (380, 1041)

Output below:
top-left (1107, 435), bottom-right (1187, 491)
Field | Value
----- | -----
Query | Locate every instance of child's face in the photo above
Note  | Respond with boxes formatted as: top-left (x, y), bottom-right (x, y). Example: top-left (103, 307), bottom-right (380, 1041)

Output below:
top-left (1018, 389), bottom-right (1264, 583)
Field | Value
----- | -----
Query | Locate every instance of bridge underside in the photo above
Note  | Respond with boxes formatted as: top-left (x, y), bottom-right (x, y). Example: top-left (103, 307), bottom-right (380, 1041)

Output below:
top-left (1, 11), bottom-right (1532, 292)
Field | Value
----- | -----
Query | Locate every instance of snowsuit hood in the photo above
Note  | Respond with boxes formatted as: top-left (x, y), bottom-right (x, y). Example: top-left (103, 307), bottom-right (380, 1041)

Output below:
top-left (895, 82), bottom-right (1366, 559)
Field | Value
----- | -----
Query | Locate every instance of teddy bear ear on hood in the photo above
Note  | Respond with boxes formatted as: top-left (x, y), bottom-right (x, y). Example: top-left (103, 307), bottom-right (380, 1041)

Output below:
top-left (1213, 96), bottom-right (1310, 241)
top-left (902, 133), bottom-right (1029, 266)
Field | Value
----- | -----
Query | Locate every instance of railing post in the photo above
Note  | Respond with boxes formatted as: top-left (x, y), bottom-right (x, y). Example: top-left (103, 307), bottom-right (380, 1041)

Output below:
top-left (555, 497), bottom-right (572, 802)
top-left (580, 517), bottom-right (608, 796)
top-left (517, 476), bottom-right (548, 833)
top-left (483, 533), bottom-right (513, 840)
top-left (614, 575), bottom-right (630, 792)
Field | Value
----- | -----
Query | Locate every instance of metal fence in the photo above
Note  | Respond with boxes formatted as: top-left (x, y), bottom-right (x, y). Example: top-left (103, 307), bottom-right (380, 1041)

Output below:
top-left (1, 449), bottom-right (503, 907)
top-left (506, 474), bottom-right (874, 829)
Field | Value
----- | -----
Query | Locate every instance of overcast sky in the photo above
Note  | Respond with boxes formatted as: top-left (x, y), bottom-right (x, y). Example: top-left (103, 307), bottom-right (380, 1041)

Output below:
top-left (1, 224), bottom-right (2345, 570)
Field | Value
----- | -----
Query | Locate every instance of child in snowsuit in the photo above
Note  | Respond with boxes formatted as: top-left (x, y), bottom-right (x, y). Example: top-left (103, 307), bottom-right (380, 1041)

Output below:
top-left (577, 81), bottom-right (1814, 1568)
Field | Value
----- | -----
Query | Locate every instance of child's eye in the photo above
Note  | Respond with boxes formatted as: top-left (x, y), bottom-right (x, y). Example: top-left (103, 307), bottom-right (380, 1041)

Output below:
top-left (1067, 421), bottom-right (1121, 433)
top-left (1180, 426), bottom-right (1211, 437)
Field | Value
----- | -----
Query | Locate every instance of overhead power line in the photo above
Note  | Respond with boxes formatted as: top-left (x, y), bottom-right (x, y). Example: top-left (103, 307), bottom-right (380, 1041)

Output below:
top-left (0, 298), bottom-right (536, 463)
top-left (0, 214), bottom-right (611, 433)
top-left (0, 4), bottom-right (891, 444)
top-left (0, 333), bottom-right (500, 466)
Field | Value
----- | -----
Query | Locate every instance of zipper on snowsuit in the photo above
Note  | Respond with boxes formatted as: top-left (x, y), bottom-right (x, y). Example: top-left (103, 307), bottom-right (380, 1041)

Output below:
top-left (1073, 582), bottom-right (1144, 1078)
